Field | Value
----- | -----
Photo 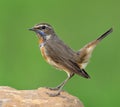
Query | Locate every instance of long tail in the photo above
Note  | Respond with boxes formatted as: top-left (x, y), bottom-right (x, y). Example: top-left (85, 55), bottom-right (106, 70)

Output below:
top-left (97, 28), bottom-right (113, 41)
top-left (76, 28), bottom-right (113, 69)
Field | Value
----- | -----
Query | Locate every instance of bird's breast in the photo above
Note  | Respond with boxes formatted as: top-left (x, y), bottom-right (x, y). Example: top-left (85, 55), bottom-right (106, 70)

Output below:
top-left (39, 39), bottom-right (60, 69)
top-left (39, 38), bottom-right (48, 61)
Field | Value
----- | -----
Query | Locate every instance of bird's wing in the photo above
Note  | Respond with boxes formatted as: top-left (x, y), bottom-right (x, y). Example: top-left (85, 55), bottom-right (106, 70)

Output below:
top-left (45, 37), bottom-right (90, 78)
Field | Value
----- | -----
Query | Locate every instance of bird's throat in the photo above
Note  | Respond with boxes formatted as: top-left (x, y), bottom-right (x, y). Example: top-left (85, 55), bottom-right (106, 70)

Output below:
top-left (39, 37), bottom-right (46, 48)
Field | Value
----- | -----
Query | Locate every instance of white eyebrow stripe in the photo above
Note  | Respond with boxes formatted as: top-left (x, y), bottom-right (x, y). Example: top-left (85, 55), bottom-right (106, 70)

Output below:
top-left (34, 24), bottom-right (52, 29)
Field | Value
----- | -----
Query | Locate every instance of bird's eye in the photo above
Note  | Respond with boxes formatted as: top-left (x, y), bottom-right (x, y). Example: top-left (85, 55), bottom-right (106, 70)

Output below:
top-left (41, 26), bottom-right (46, 29)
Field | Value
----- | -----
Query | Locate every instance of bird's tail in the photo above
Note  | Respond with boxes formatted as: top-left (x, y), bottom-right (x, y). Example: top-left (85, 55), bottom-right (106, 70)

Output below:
top-left (76, 28), bottom-right (113, 69)
top-left (96, 28), bottom-right (113, 42)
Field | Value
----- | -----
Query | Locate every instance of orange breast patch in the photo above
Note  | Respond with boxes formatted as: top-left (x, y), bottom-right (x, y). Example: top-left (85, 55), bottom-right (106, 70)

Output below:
top-left (39, 37), bottom-right (44, 44)
top-left (39, 38), bottom-right (49, 62)
top-left (40, 46), bottom-right (48, 61)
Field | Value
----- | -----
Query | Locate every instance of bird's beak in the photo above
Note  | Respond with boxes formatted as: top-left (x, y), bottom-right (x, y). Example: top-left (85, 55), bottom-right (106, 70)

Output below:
top-left (28, 28), bottom-right (35, 31)
top-left (28, 27), bottom-right (46, 37)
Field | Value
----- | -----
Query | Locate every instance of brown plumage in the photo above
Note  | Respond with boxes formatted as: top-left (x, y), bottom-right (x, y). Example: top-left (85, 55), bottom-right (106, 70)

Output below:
top-left (29, 23), bottom-right (113, 96)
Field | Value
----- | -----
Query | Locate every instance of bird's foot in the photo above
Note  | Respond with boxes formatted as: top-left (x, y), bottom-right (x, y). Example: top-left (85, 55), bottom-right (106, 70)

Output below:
top-left (46, 92), bottom-right (60, 97)
top-left (45, 86), bottom-right (60, 91)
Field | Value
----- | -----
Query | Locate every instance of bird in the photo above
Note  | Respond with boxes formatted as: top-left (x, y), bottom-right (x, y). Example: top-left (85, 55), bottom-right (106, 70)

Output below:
top-left (29, 23), bottom-right (113, 96)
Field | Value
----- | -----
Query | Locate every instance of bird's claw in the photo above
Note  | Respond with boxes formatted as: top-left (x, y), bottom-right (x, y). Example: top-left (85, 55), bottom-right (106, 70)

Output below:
top-left (46, 92), bottom-right (60, 97)
top-left (45, 87), bottom-right (60, 91)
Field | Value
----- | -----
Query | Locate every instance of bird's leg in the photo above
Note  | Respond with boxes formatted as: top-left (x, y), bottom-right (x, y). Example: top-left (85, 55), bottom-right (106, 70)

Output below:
top-left (47, 73), bottom-right (74, 97)
top-left (45, 81), bottom-right (66, 91)
top-left (47, 80), bottom-right (67, 91)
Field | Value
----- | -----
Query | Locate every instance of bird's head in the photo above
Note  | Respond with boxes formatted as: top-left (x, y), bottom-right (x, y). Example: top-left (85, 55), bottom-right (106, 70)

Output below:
top-left (29, 23), bottom-right (55, 40)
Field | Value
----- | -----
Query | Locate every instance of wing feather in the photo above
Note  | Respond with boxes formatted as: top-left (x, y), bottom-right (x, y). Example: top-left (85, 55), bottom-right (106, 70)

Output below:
top-left (45, 37), bottom-right (90, 78)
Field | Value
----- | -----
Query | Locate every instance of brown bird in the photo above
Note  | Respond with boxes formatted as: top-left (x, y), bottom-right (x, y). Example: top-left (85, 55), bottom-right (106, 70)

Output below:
top-left (29, 23), bottom-right (113, 96)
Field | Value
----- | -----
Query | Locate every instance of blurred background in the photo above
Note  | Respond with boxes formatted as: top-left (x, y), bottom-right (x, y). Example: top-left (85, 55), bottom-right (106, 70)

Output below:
top-left (0, 0), bottom-right (119, 106)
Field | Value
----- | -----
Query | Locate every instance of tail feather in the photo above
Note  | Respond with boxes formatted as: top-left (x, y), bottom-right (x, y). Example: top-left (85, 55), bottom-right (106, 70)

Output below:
top-left (76, 28), bottom-right (113, 69)
top-left (97, 28), bottom-right (113, 41)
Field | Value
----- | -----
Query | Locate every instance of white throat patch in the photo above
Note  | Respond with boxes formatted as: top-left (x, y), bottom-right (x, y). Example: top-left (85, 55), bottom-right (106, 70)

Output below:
top-left (46, 34), bottom-right (51, 40)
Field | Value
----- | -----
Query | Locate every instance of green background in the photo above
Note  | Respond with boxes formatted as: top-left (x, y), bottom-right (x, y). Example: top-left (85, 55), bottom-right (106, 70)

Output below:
top-left (0, 0), bottom-right (119, 106)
